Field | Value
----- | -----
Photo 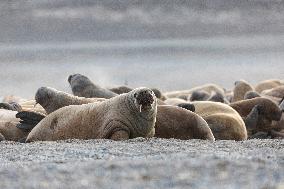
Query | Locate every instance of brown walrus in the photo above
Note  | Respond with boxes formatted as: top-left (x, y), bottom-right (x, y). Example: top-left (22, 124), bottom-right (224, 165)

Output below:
top-left (189, 101), bottom-right (247, 141)
top-left (231, 80), bottom-right (254, 102)
top-left (255, 79), bottom-right (283, 93)
top-left (229, 97), bottom-right (282, 137)
top-left (22, 87), bottom-right (214, 141)
top-left (26, 87), bottom-right (157, 142)
top-left (68, 73), bottom-right (118, 98)
top-left (155, 105), bottom-right (214, 140)
top-left (261, 86), bottom-right (284, 99)
top-left (164, 84), bottom-right (225, 99)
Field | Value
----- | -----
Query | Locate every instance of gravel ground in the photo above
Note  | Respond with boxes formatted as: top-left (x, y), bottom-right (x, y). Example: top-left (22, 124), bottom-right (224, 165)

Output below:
top-left (0, 138), bottom-right (284, 189)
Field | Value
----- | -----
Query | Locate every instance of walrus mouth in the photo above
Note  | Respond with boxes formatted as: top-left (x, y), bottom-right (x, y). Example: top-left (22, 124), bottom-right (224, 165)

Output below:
top-left (135, 90), bottom-right (154, 112)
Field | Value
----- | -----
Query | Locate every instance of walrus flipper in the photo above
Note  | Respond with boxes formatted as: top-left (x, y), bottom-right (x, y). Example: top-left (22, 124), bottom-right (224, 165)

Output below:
top-left (244, 105), bottom-right (260, 130)
top-left (16, 111), bottom-right (46, 131)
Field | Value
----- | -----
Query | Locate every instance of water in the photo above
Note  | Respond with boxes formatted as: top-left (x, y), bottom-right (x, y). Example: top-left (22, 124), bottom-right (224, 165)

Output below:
top-left (1, 34), bottom-right (284, 98)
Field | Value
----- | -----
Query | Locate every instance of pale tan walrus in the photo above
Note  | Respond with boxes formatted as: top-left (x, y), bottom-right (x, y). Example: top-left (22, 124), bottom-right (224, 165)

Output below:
top-left (26, 87), bottom-right (157, 142)
top-left (179, 101), bottom-right (247, 140)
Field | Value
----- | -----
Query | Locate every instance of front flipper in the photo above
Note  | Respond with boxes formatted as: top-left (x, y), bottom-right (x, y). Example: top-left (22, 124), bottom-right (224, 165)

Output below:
top-left (16, 111), bottom-right (46, 132)
top-left (244, 105), bottom-right (260, 131)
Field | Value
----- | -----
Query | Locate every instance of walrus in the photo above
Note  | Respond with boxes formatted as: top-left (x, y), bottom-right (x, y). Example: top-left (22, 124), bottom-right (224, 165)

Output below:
top-left (231, 80), bottom-right (254, 102)
top-left (154, 105), bottom-right (214, 140)
top-left (261, 86), bottom-right (284, 99)
top-left (164, 84), bottom-right (225, 99)
top-left (25, 87), bottom-right (157, 142)
top-left (255, 79), bottom-right (283, 93)
top-left (35, 87), bottom-right (105, 114)
top-left (68, 74), bottom-right (118, 98)
top-left (189, 101), bottom-right (247, 140)
top-left (229, 97), bottom-right (282, 137)
top-left (21, 87), bottom-right (214, 141)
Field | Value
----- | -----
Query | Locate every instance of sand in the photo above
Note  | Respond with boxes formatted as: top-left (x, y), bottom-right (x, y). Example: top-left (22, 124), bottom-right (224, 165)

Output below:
top-left (0, 138), bottom-right (284, 189)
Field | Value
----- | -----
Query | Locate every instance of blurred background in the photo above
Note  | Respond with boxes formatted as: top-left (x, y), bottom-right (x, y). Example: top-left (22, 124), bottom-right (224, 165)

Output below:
top-left (1, 0), bottom-right (284, 98)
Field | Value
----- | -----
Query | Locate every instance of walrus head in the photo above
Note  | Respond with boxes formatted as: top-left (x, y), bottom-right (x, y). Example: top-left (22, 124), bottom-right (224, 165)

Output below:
top-left (68, 74), bottom-right (95, 96)
top-left (35, 87), bottom-right (59, 113)
top-left (131, 88), bottom-right (157, 113)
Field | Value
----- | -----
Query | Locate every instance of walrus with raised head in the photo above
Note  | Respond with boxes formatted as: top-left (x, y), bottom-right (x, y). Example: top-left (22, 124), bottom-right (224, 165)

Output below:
top-left (25, 87), bottom-right (157, 142)
top-left (229, 97), bottom-right (282, 137)
top-left (68, 74), bottom-right (118, 99)
top-left (231, 80), bottom-right (254, 102)
top-left (22, 87), bottom-right (214, 141)
top-left (35, 87), bottom-right (105, 114)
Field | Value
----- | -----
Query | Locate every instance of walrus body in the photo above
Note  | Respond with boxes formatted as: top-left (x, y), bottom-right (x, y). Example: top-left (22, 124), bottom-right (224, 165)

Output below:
top-left (68, 74), bottom-right (118, 99)
top-left (0, 110), bottom-right (28, 141)
top-left (229, 97), bottom-right (282, 135)
top-left (26, 88), bottom-right (157, 142)
top-left (155, 105), bottom-right (214, 140)
top-left (165, 84), bottom-right (225, 99)
top-left (261, 86), bottom-right (284, 99)
top-left (255, 79), bottom-right (283, 93)
top-left (0, 121), bottom-right (27, 141)
top-left (192, 101), bottom-right (247, 140)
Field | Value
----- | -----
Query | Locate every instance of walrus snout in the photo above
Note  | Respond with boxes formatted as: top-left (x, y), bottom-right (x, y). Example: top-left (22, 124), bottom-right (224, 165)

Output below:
top-left (35, 87), bottom-right (52, 107)
top-left (135, 90), bottom-right (155, 106)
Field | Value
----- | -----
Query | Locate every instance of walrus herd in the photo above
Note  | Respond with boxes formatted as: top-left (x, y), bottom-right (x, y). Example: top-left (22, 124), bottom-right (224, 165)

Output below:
top-left (0, 74), bottom-right (284, 142)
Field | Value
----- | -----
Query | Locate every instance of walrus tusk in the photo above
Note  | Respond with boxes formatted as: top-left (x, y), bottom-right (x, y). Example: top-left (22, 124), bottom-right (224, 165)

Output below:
top-left (34, 102), bottom-right (38, 108)
top-left (139, 105), bottom-right (142, 112)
